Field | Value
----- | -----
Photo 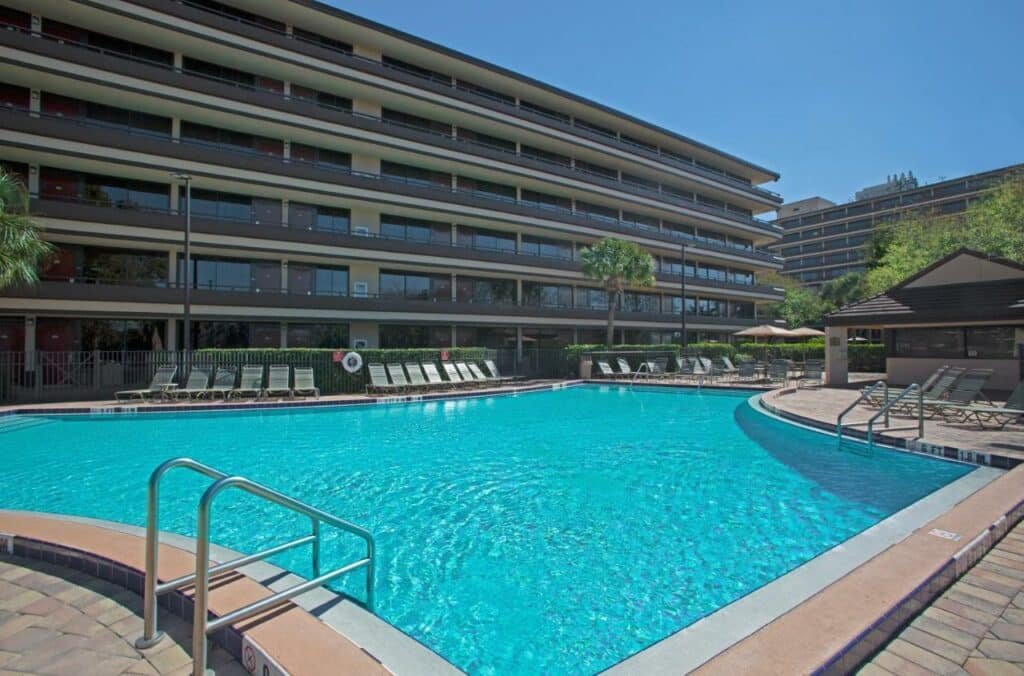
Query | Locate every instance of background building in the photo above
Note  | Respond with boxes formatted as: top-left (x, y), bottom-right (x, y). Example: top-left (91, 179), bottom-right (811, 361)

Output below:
top-left (0, 0), bottom-right (783, 356)
top-left (773, 164), bottom-right (1021, 287)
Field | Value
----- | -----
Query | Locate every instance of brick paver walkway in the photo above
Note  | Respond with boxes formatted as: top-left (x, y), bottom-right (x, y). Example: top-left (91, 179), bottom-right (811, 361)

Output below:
top-left (860, 521), bottom-right (1024, 675)
top-left (0, 555), bottom-right (243, 675)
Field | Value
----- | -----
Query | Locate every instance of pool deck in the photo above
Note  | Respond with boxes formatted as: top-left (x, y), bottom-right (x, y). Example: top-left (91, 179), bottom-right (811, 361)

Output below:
top-left (763, 386), bottom-right (1024, 467)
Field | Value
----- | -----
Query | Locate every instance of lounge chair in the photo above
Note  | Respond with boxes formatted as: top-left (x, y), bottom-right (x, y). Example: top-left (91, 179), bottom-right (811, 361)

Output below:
top-left (674, 355), bottom-right (694, 380)
top-left (386, 363), bottom-right (410, 392)
top-left (207, 366), bottom-right (237, 399)
top-left (173, 366), bottom-right (213, 400)
top-left (404, 362), bottom-right (430, 390)
top-left (766, 359), bottom-right (790, 386)
top-left (456, 361), bottom-right (487, 386)
top-left (442, 362), bottom-right (467, 387)
top-left (483, 360), bottom-right (517, 382)
top-left (615, 358), bottom-right (632, 376)
top-left (797, 360), bottom-right (823, 389)
top-left (115, 365), bottom-right (177, 402)
top-left (293, 367), bottom-right (320, 399)
top-left (366, 363), bottom-right (398, 394)
top-left (421, 362), bottom-right (450, 388)
top-left (697, 357), bottom-right (716, 382)
top-left (716, 356), bottom-right (739, 380)
top-left (468, 362), bottom-right (497, 384)
top-left (652, 357), bottom-right (669, 377)
top-left (595, 360), bottom-right (615, 378)
top-left (922, 369), bottom-right (993, 419)
top-left (955, 379), bottom-right (1024, 429)
top-left (865, 366), bottom-right (960, 408)
top-left (736, 360), bottom-right (758, 383)
top-left (230, 365), bottom-right (265, 399)
top-left (263, 365), bottom-right (293, 399)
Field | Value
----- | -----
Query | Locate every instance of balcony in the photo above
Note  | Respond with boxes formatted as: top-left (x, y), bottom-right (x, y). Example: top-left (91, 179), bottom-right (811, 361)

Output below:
top-left (28, 197), bottom-right (784, 300)
top-left (117, 0), bottom-right (782, 204)
top-left (1, 279), bottom-right (760, 328)
top-left (4, 107), bottom-right (783, 265)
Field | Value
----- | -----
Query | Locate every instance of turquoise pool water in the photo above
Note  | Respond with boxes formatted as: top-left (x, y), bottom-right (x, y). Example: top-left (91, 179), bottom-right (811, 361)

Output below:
top-left (0, 385), bottom-right (973, 674)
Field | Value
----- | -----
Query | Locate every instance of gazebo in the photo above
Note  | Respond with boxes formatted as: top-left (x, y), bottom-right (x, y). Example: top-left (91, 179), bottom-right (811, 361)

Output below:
top-left (823, 249), bottom-right (1024, 389)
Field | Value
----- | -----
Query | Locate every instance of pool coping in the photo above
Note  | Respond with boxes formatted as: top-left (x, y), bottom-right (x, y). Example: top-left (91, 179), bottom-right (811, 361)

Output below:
top-left (604, 392), bottom-right (1008, 674)
top-left (0, 510), bottom-right (462, 675)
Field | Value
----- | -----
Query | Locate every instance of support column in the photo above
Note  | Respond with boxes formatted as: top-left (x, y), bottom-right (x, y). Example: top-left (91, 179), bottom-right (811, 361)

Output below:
top-left (30, 14), bottom-right (41, 36)
top-left (824, 325), bottom-right (848, 386)
top-left (451, 223), bottom-right (458, 244)
top-left (280, 260), bottom-right (289, 292)
top-left (450, 326), bottom-right (457, 347)
top-left (283, 140), bottom-right (291, 160)
top-left (165, 319), bottom-right (177, 351)
top-left (173, 53), bottom-right (183, 71)
top-left (516, 279), bottom-right (522, 305)
top-left (167, 251), bottom-right (177, 284)
top-left (23, 316), bottom-right (36, 374)
top-left (281, 199), bottom-right (289, 226)
top-left (515, 327), bottom-right (523, 361)
top-left (169, 183), bottom-right (180, 215)
top-left (450, 273), bottom-right (457, 301)
top-left (171, 118), bottom-right (181, 141)
top-left (29, 89), bottom-right (40, 117)
top-left (27, 164), bottom-right (39, 194)
top-left (280, 323), bottom-right (288, 348)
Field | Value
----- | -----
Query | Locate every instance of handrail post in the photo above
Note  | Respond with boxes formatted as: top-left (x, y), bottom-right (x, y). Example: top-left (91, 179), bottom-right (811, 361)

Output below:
top-left (883, 382), bottom-right (889, 427)
top-left (192, 483), bottom-right (215, 676)
top-left (311, 519), bottom-right (321, 578)
top-left (918, 384), bottom-right (925, 438)
top-left (135, 467), bottom-right (165, 648)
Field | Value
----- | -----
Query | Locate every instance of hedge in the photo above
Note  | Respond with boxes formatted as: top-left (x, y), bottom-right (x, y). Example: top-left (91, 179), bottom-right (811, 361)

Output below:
top-left (190, 347), bottom-right (491, 394)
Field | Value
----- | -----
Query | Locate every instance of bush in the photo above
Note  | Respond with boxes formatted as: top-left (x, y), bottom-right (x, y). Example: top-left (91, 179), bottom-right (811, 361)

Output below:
top-left (736, 342), bottom-right (884, 371)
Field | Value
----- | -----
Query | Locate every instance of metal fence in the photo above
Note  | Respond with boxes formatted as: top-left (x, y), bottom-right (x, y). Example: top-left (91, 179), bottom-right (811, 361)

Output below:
top-left (0, 349), bottom-right (509, 404)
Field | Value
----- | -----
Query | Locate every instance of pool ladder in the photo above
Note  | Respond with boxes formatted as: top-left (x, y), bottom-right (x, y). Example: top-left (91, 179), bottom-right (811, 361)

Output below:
top-left (837, 381), bottom-right (925, 448)
top-left (134, 458), bottom-right (376, 676)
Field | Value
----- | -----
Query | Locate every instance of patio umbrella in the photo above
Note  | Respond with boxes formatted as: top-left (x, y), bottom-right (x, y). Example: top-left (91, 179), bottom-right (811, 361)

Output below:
top-left (788, 327), bottom-right (826, 338)
top-left (732, 324), bottom-right (797, 339)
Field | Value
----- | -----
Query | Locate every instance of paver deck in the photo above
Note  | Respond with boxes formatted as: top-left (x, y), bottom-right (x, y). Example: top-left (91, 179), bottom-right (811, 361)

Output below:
top-left (0, 554), bottom-right (243, 675)
top-left (765, 387), bottom-right (1024, 463)
top-left (861, 520), bottom-right (1024, 675)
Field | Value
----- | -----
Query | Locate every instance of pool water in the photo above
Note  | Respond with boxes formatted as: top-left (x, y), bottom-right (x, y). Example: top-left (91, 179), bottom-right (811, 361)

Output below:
top-left (0, 385), bottom-right (973, 674)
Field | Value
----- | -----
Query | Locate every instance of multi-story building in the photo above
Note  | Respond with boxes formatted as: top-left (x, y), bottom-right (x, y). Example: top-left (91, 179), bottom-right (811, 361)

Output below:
top-left (0, 0), bottom-right (783, 356)
top-left (773, 164), bottom-right (1021, 287)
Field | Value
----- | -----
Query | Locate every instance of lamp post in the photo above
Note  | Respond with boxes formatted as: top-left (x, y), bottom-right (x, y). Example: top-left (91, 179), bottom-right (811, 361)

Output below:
top-left (680, 242), bottom-right (688, 350)
top-left (173, 173), bottom-right (192, 354)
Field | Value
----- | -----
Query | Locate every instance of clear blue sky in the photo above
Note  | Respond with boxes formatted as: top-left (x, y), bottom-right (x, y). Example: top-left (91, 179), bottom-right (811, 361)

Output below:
top-left (327, 0), bottom-right (1023, 209)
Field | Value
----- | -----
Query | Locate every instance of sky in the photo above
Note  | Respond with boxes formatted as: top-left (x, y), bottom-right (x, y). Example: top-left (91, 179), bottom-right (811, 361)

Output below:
top-left (326, 0), bottom-right (1023, 209)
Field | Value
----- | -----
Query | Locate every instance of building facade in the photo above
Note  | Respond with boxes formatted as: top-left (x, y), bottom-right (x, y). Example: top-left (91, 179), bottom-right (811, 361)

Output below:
top-left (0, 0), bottom-right (783, 355)
top-left (773, 164), bottom-right (1021, 288)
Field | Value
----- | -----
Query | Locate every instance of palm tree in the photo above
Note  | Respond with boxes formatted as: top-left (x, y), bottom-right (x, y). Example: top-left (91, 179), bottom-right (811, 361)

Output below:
top-left (0, 172), bottom-right (52, 289)
top-left (579, 238), bottom-right (655, 345)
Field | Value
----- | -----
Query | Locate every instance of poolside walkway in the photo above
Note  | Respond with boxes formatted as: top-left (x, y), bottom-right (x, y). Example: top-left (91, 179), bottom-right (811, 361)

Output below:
top-left (764, 387), bottom-right (1024, 465)
top-left (860, 519), bottom-right (1024, 675)
top-left (0, 554), bottom-right (243, 675)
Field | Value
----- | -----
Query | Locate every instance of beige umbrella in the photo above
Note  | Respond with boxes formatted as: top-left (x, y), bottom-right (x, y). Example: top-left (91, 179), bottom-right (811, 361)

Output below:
top-left (733, 324), bottom-right (797, 339)
top-left (788, 327), bottom-right (826, 338)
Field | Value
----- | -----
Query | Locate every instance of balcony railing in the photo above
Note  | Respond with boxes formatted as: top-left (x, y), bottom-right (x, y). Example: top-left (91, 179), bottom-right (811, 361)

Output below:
top-left (6, 106), bottom-right (783, 262)
top-left (29, 196), bottom-right (785, 296)
top-left (6, 16), bottom-right (780, 210)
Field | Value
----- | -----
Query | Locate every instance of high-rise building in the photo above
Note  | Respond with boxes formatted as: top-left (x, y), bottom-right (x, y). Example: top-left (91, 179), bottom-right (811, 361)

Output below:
top-left (0, 0), bottom-right (784, 353)
top-left (773, 164), bottom-right (1021, 287)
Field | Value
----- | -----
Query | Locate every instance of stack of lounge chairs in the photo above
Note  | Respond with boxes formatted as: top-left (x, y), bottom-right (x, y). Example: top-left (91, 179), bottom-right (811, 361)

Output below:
top-left (115, 364), bottom-right (321, 402)
top-left (366, 360), bottom-right (516, 394)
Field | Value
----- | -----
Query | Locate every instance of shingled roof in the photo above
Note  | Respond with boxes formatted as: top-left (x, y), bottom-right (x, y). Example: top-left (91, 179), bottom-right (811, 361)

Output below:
top-left (826, 250), bottom-right (1024, 327)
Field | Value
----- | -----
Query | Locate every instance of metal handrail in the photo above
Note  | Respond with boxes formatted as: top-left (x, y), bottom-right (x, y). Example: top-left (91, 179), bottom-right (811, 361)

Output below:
top-left (866, 383), bottom-right (925, 448)
top-left (133, 458), bottom-right (375, 676)
top-left (630, 361), bottom-right (653, 386)
top-left (836, 380), bottom-right (887, 439)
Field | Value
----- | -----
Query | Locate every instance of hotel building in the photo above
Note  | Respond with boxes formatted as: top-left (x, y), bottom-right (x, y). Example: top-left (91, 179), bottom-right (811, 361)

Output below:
top-left (773, 164), bottom-right (1021, 288)
top-left (0, 0), bottom-right (783, 354)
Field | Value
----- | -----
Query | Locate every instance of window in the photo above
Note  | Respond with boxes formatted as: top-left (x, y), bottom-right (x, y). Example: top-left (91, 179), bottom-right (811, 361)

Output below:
top-left (180, 256), bottom-right (279, 293)
top-left (575, 159), bottom-right (617, 180)
top-left (699, 298), bottom-right (727, 317)
top-left (456, 225), bottom-right (515, 253)
top-left (289, 84), bottom-right (351, 111)
top-left (662, 221), bottom-right (695, 239)
top-left (455, 326), bottom-right (516, 349)
top-left (575, 200), bottom-right (618, 222)
top-left (187, 321), bottom-right (279, 349)
top-left (290, 143), bottom-right (350, 170)
top-left (457, 128), bottom-right (515, 153)
top-left (522, 282), bottom-right (572, 308)
top-left (381, 108), bottom-right (451, 136)
top-left (621, 292), bottom-right (660, 314)
top-left (575, 288), bottom-right (608, 310)
top-left (456, 276), bottom-right (516, 305)
top-left (381, 161), bottom-right (451, 189)
top-left (520, 145), bottom-right (571, 167)
top-left (381, 55), bottom-right (450, 84)
top-left (662, 185), bottom-right (695, 202)
top-left (698, 264), bottom-right (728, 282)
top-left (292, 27), bottom-right (352, 54)
top-left (458, 176), bottom-right (516, 201)
top-left (42, 20), bottom-right (173, 66)
top-left (39, 167), bottom-right (170, 211)
top-left (621, 211), bottom-right (659, 231)
top-left (574, 118), bottom-right (616, 139)
top-left (620, 134), bottom-right (657, 153)
top-left (380, 214), bottom-right (450, 244)
top-left (455, 79), bottom-right (514, 106)
top-left (181, 121), bottom-right (283, 156)
top-left (520, 235), bottom-right (572, 261)
top-left (81, 248), bottom-right (167, 285)
top-left (379, 324), bottom-right (450, 348)
top-left (966, 327), bottom-right (1015, 358)
top-left (621, 173), bottom-right (659, 191)
top-left (41, 93), bottom-right (171, 135)
top-left (186, 188), bottom-right (257, 222)
top-left (286, 323), bottom-right (349, 349)
top-left (288, 265), bottom-right (348, 296)
top-left (78, 319), bottom-right (166, 351)
top-left (519, 100), bottom-right (570, 123)
top-left (182, 57), bottom-right (282, 93)
top-left (289, 203), bottom-right (350, 233)
top-left (521, 189), bottom-right (571, 213)
top-left (664, 296), bottom-right (697, 315)
top-left (187, 0), bottom-right (285, 31)
top-left (379, 270), bottom-right (451, 301)
top-left (729, 269), bottom-right (754, 286)
top-left (731, 301), bottom-right (755, 319)
top-left (891, 328), bottom-right (965, 358)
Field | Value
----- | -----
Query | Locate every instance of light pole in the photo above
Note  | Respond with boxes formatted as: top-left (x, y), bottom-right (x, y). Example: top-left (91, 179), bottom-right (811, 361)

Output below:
top-left (680, 242), bottom-right (688, 351)
top-left (173, 173), bottom-right (192, 354)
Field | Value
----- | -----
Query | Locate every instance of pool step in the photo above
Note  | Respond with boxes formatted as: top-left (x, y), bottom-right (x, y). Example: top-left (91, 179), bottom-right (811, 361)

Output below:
top-left (0, 416), bottom-right (53, 433)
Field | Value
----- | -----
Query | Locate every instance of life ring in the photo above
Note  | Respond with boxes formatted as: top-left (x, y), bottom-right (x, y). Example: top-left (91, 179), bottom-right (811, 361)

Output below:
top-left (342, 352), bottom-right (363, 373)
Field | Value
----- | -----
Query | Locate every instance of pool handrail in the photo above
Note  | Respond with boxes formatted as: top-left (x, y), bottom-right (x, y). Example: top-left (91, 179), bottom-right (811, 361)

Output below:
top-left (134, 457), bottom-right (375, 676)
top-left (836, 380), bottom-right (887, 440)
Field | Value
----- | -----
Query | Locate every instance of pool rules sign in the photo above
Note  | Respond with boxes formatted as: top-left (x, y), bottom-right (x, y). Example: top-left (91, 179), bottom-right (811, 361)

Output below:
top-left (242, 636), bottom-right (288, 676)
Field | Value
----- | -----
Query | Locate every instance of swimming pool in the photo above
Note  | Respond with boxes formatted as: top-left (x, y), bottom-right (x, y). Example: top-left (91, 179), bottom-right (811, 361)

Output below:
top-left (0, 385), bottom-right (975, 674)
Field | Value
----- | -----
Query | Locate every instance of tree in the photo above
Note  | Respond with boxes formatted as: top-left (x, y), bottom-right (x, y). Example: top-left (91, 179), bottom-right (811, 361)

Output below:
top-left (579, 238), bottom-right (655, 345)
top-left (863, 172), bottom-right (1024, 295)
top-left (0, 172), bottom-right (53, 289)
top-left (776, 285), bottom-right (829, 328)
top-left (818, 272), bottom-right (867, 309)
